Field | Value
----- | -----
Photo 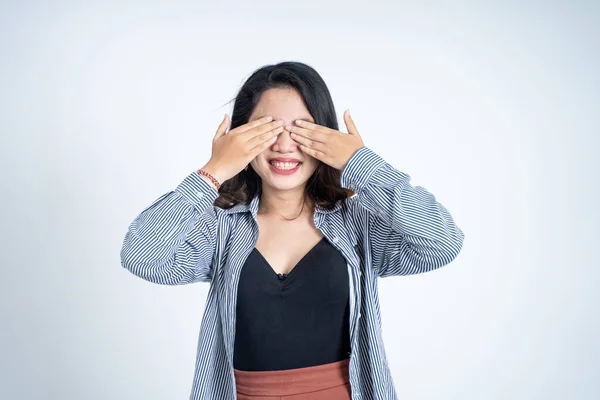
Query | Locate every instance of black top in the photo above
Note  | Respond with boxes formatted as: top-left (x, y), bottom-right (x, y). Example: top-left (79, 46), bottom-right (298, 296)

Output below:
top-left (233, 237), bottom-right (351, 371)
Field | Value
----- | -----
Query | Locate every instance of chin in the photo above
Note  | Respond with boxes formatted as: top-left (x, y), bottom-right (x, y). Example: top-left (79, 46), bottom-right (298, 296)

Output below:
top-left (265, 181), bottom-right (305, 192)
top-left (261, 172), bottom-right (310, 192)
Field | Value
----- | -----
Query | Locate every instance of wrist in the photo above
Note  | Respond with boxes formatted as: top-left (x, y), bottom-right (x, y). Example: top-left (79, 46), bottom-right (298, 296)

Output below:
top-left (198, 164), bottom-right (225, 189)
top-left (201, 163), bottom-right (227, 182)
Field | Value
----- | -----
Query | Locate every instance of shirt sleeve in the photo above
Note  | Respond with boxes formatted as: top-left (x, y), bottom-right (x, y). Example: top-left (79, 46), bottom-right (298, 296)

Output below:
top-left (341, 146), bottom-right (465, 277)
top-left (120, 171), bottom-right (221, 284)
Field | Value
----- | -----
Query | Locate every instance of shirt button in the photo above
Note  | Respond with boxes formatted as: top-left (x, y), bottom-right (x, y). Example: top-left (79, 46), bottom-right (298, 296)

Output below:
top-left (331, 237), bottom-right (339, 243)
top-left (196, 192), bottom-right (204, 199)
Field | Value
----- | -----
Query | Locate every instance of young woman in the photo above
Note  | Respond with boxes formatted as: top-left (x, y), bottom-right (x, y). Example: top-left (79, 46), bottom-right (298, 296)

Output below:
top-left (121, 61), bottom-right (464, 400)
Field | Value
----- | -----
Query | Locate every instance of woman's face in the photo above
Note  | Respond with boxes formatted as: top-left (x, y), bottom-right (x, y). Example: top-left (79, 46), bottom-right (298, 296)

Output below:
top-left (249, 87), bottom-right (319, 192)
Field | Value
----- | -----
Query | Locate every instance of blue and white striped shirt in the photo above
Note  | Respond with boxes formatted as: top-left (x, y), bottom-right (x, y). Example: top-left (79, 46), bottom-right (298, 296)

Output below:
top-left (121, 146), bottom-right (464, 399)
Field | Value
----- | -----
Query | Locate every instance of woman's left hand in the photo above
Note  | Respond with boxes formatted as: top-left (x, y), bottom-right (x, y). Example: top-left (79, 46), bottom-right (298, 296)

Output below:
top-left (286, 109), bottom-right (365, 171)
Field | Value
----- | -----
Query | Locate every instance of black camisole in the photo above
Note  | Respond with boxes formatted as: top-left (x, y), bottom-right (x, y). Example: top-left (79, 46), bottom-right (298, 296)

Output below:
top-left (233, 237), bottom-right (351, 371)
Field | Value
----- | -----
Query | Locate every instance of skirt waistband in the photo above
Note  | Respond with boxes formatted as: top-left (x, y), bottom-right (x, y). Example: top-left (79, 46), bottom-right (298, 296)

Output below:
top-left (234, 358), bottom-right (350, 396)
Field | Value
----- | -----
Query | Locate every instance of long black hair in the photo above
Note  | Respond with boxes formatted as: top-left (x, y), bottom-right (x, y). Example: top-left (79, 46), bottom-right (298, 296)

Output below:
top-left (214, 61), bottom-right (353, 210)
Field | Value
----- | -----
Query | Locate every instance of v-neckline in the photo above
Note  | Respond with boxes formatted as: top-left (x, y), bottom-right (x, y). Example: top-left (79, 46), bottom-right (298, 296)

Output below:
top-left (253, 237), bottom-right (325, 281)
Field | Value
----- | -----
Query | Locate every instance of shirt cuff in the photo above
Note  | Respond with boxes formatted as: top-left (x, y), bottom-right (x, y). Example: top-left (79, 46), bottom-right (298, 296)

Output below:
top-left (340, 146), bottom-right (386, 193)
top-left (174, 171), bottom-right (220, 213)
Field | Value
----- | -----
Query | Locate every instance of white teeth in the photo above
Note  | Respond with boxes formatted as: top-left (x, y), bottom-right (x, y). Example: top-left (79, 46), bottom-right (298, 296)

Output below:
top-left (270, 161), bottom-right (300, 170)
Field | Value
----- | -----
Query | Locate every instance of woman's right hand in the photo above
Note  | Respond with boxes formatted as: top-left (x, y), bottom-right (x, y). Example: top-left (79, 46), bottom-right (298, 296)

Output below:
top-left (201, 114), bottom-right (284, 184)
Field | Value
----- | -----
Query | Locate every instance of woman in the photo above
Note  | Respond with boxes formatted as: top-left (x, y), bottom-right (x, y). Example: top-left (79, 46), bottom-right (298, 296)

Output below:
top-left (121, 61), bottom-right (464, 400)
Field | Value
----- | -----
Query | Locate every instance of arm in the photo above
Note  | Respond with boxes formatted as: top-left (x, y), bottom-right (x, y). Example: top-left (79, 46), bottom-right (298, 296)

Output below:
top-left (120, 171), bottom-right (221, 284)
top-left (341, 147), bottom-right (464, 278)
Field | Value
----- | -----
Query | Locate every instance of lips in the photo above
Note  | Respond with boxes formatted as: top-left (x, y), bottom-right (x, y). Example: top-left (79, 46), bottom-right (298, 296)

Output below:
top-left (268, 160), bottom-right (302, 175)
top-left (269, 160), bottom-right (301, 169)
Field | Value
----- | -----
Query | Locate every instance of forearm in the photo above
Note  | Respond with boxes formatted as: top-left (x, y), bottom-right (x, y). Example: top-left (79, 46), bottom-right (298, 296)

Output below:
top-left (120, 172), bottom-right (220, 284)
top-left (341, 147), bottom-right (464, 275)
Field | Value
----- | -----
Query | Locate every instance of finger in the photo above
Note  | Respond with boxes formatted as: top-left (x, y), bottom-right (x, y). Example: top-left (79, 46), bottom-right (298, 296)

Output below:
top-left (248, 133), bottom-right (279, 155)
top-left (344, 109), bottom-right (361, 136)
top-left (298, 144), bottom-right (326, 161)
top-left (247, 125), bottom-right (284, 150)
top-left (213, 114), bottom-right (230, 141)
top-left (231, 116), bottom-right (274, 134)
top-left (294, 119), bottom-right (336, 135)
top-left (289, 129), bottom-right (327, 152)
top-left (286, 125), bottom-right (328, 143)
top-left (240, 119), bottom-right (285, 139)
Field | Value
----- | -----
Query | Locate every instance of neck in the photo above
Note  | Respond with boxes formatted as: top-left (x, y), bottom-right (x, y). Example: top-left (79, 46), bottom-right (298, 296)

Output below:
top-left (258, 185), bottom-right (312, 219)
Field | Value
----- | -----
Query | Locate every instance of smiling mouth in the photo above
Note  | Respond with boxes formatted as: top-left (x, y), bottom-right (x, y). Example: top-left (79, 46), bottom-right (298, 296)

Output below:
top-left (269, 161), bottom-right (302, 170)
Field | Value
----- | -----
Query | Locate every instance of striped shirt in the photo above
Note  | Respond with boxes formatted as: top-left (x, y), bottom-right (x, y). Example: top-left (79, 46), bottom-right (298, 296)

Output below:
top-left (120, 146), bottom-right (465, 399)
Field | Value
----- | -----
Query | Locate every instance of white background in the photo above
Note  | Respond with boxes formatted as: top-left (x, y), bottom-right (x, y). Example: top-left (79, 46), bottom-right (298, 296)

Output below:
top-left (1, 1), bottom-right (598, 399)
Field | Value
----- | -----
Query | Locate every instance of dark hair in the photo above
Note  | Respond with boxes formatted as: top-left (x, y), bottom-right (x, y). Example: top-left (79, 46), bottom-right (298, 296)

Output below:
top-left (214, 61), bottom-right (353, 211)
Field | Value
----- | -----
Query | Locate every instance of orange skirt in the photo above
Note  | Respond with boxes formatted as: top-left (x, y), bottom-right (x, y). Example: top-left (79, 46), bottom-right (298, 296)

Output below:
top-left (234, 358), bottom-right (351, 399)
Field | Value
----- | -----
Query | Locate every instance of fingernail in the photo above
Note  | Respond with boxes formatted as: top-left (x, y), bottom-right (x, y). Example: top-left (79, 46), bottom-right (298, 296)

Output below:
top-left (295, 120), bottom-right (303, 125)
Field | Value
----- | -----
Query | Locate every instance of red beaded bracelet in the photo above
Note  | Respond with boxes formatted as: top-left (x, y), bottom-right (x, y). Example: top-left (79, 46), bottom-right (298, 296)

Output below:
top-left (196, 169), bottom-right (221, 190)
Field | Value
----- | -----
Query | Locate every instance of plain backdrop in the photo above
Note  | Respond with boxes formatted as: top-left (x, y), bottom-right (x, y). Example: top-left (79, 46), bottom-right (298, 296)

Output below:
top-left (1, 1), bottom-right (598, 399)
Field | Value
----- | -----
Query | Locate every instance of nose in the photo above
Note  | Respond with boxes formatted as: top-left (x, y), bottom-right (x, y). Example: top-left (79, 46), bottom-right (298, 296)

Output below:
top-left (272, 127), bottom-right (299, 153)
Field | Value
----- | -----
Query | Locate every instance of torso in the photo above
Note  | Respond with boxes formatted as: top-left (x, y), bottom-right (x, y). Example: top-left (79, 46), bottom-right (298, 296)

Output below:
top-left (254, 209), bottom-right (323, 275)
top-left (234, 203), bottom-right (351, 371)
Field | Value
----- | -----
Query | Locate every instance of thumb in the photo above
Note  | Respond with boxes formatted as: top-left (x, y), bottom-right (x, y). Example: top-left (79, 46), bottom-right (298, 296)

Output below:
top-left (213, 113), bottom-right (230, 141)
top-left (344, 109), bottom-right (361, 137)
